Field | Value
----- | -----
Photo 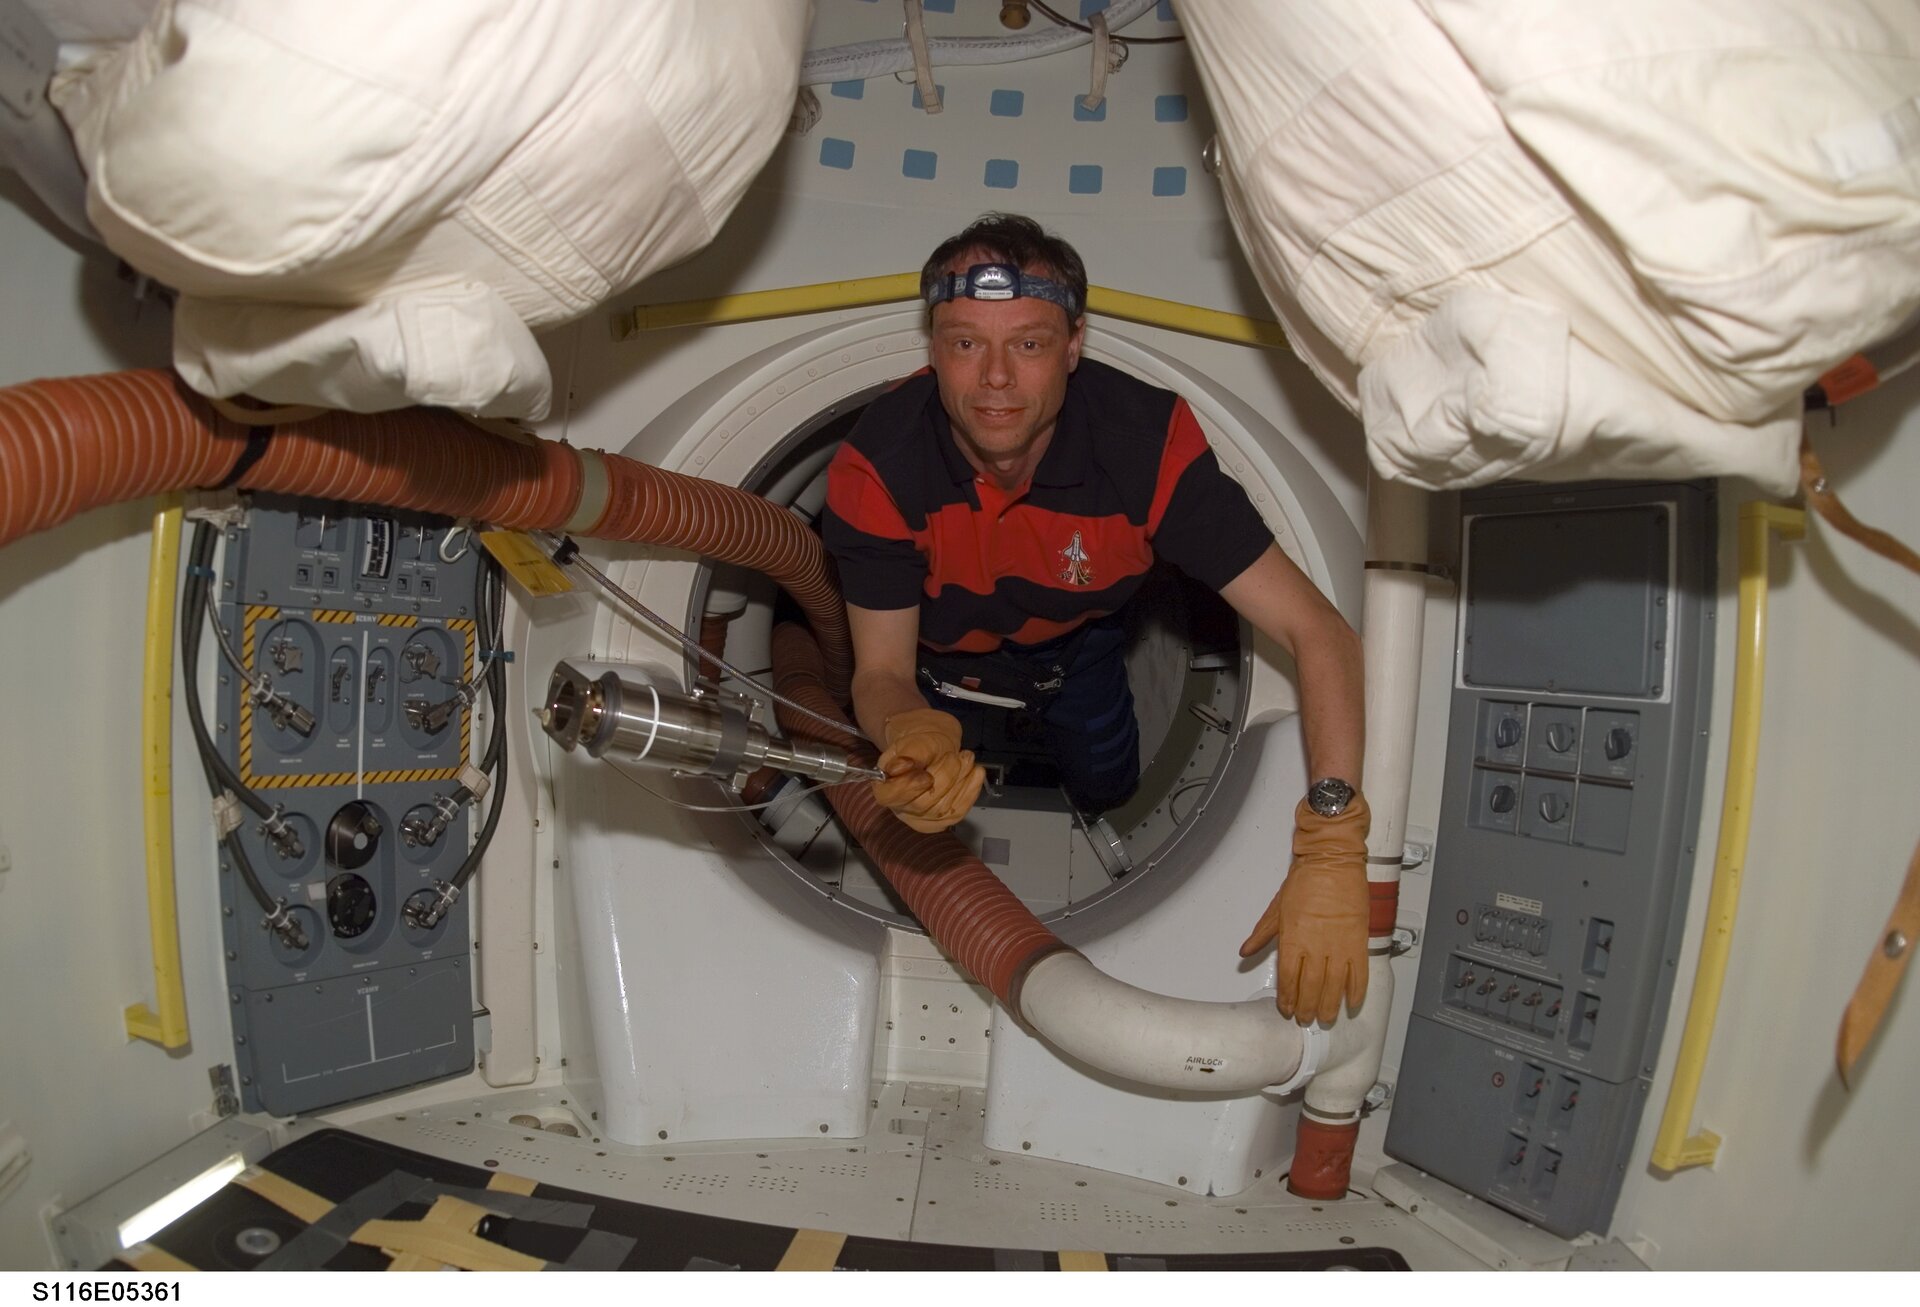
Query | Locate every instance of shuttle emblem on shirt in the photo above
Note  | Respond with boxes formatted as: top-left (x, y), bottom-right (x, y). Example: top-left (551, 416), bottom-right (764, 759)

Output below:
top-left (1059, 531), bottom-right (1094, 586)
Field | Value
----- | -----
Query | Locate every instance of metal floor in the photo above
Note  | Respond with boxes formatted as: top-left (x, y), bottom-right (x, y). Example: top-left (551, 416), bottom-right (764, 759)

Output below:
top-left (330, 1081), bottom-right (1486, 1268)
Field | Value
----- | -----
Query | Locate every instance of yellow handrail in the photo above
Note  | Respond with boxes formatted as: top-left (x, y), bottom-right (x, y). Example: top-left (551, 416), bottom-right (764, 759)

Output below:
top-left (125, 495), bottom-right (190, 1050)
top-left (610, 274), bottom-right (1293, 353)
top-left (1650, 501), bottom-right (1804, 1171)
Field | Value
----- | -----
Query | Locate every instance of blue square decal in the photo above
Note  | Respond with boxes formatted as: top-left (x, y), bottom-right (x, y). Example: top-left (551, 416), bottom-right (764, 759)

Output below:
top-left (903, 149), bottom-right (938, 180)
top-left (830, 80), bottom-right (864, 100)
top-left (1073, 97), bottom-right (1107, 123)
top-left (984, 159), bottom-right (1019, 189)
top-left (912, 83), bottom-right (947, 110)
top-left (923, 0), bottom-right (956, 11)
top-left (1154, 95), bottom-right (1188, 123)
top-left (1152, 166), bottom-right (1186, 197)
top-left (1069, 164), bottom-right (1103, 195)
top-left (1079, 0), bottom-right (1110, 18)
top-left (1157, 0), bottom-right (1176, 20)
top-left (819, 138), bottom-right (855, 170)
top-left (990, 89), bottom-right (1025, 118)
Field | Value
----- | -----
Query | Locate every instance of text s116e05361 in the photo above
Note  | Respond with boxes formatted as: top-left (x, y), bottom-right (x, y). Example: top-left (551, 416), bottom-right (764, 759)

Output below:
top-left (34, 1284), bottom-right (181, 1301)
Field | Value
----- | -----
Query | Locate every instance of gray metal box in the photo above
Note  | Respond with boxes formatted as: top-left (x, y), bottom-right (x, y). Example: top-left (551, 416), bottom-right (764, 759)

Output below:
top-left (1386, 483), bottom-right (1715, 1239)
top-left (215, 501), bottom-right (482, 1115)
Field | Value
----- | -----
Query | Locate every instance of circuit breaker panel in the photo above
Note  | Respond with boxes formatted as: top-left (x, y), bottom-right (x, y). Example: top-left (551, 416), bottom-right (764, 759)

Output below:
top-left (214, 501), bottom-right (480, 1115)
top-left (1385, 483), bottom-right (1716, 1238)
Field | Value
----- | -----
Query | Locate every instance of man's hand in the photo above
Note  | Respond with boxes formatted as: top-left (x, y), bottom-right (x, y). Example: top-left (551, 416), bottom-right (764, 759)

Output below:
top-left (1240, 795), bottom-right (1371, 1024)
top-left (871, 708), bottom-right (985, 834)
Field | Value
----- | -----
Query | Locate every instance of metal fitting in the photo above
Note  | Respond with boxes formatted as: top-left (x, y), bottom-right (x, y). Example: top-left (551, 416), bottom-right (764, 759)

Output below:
top-left (401, 792), bottom-right (466, 848)
top-left (404, 881), bottom-right (461, 931)
top-left (263, 900), bottom-right (308, 952)
top-left (260, 807), bottom-right (305, 861)
top-left (538, 660), bottom-right (883, 786)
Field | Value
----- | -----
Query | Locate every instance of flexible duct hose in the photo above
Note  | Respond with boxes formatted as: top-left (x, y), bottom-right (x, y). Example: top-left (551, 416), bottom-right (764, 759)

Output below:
top-left (0, 370), bottom-right (852, 697)
top-left (770, 622), bottom-right (1072, 1008)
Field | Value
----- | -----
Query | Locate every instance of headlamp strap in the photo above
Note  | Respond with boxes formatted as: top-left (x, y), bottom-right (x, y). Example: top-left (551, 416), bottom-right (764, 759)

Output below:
top-left (928, 263), bottom-right (1081, 318)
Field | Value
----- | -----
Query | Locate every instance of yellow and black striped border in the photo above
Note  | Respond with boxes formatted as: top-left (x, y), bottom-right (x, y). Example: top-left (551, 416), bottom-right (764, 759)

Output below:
top-left (237, 608), bottom-right (477, 790)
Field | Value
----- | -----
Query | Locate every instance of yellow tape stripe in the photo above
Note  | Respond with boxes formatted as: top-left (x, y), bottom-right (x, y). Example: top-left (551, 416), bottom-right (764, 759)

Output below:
top-left (378, 614), bottom-right (417, 627)
top-left (777, 1228), bottom-right (847, 1271)
top-left (235, 1167), bottom-right (334, 1224)
top-left (237, 606), bottom-right (259, 779)
top-left (486, 1172), bottom-right (539, 1197)
top-left (1058, 1251), bottom-right (1109, 1271)
top-left (124, 1244), bottom-right (197, 1272)
top-left (353, 1223), bottom-right (542, 1272)
top-left (457, 621), bottom-right (475, 766)
top-left (361, 768), bottom-right (462, 785)
top-left (247, 771), bottom-right (363, 789)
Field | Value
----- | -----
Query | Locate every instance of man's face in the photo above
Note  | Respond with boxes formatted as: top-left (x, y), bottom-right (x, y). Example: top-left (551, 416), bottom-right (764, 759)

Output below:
top-left (928, 262), bottom-right (1085, 470)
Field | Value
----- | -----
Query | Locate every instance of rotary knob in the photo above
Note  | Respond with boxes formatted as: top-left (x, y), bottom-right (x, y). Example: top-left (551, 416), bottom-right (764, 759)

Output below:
top-left (1489, 784), bottom-right (1517, 814)
top-left (1605, 726), bottom-right (1633, 761)
top-left (1538, 793), bottom-right (1570, 824)
top-left (1545, 722), bottom-right (1577, 753)
top-left (1494, 716), bottom-right (1523, 749)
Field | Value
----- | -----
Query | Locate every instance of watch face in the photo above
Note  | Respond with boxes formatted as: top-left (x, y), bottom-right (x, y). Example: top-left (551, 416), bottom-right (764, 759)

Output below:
top-left (1309, 778), bottom-right (1354, 817)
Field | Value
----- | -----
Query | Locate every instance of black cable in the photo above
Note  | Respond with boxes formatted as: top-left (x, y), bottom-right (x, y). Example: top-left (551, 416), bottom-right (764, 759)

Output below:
top-left (1028, 0), bottom-right (1186, 44)
top-left (451, 553), bottom-right (506, 892)
top-left (180, 526), bottom-right (272, 819)
top-left (181, 522), bottom-right (277, 916)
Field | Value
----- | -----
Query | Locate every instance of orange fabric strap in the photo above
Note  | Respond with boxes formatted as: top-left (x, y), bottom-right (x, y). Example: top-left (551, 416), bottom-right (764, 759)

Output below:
top-left (1801, 433), bottom-right (1920, 1086)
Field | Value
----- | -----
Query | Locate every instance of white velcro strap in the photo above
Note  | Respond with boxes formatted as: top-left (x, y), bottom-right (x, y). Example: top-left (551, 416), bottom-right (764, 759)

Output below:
top-left (211, 791), bottom-right (245, 837)
top-left (459, 763), bottom-right (491, 799)
top-left (905, 0), bottom-right (941, 114)
top-left (564, 448), bottom-right (611, 533)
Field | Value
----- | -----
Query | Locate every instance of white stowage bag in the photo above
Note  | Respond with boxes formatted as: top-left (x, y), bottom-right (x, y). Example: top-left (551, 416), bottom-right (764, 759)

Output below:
top-left (1177, 0), bottom-right (1920, 493)
top-left (51, 0), bottom-right (812, 418)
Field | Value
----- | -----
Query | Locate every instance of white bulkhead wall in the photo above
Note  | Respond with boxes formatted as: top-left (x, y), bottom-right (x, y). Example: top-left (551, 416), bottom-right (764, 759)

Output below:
top-left (0, 1), bottom-right (1916, 1273)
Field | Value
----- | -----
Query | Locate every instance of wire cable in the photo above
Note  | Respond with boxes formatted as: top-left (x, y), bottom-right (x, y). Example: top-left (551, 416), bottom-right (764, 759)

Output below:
top-left (536, 532), bottom-right (877, 748)
top-left (605, 754), bottom-right (844, 813)
top-left (1028, 0), bottom-right (1185, 43)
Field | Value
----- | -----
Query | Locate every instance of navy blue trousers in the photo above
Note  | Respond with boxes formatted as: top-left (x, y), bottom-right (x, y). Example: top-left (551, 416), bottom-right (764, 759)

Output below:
top-left (916, 616), bottom-right (1140, 815)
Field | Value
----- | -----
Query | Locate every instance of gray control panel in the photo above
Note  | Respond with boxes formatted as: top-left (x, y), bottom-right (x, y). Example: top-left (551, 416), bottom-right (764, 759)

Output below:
top-left (1385, 483), bottom-right (1715, 1238)
top-left (215, 501), bottom-right (480, 1115)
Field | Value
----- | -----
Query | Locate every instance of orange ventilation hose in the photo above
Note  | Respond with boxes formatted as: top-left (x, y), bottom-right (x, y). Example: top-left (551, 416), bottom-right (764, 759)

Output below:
top-left (0, 370), bottom-right (851, 697)
top-left (770, 622), bottom-right (1072, 1009)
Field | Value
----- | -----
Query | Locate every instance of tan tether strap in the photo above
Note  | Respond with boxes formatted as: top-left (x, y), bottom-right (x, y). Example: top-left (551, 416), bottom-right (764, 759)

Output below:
top-left (202, 395), bottom-right (330, 427)
top-left (776, 1228), bottom-right (847, 1270)
top-left (485, 1171), bottom-right (540, 1196)
top-left (124, 1244), bottom-right (196, 1271)
top-left (234, 1166), bottom-right (334, 1224)
top-left (1801, 434), bottom-right (1920, 1086)
top-left (1838, 838), bottom-right (1920, 1087)
top-left (356, 1194), bottom-right (543, 1272)
top-left (1058, 1250), bottom-right (1109, 1271)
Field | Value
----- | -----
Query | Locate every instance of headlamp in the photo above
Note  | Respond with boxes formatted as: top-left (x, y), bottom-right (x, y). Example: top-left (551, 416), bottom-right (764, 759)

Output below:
top-left (926, 262), bottom-right (1082, 319)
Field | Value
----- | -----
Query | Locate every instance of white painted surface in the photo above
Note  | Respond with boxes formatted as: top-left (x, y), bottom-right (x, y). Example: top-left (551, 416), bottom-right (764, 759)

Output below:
top-left (0, 0), bottom-right (1915, 1271)
top-left (0, 177), bottom-right (221, 1269)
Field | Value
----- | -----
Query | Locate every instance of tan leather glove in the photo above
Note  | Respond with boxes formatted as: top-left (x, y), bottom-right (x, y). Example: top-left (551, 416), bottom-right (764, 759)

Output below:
top-left (1239, 794), bottom-right (1371, 1025)
top-left (871, 707), bottom-right (986, 834)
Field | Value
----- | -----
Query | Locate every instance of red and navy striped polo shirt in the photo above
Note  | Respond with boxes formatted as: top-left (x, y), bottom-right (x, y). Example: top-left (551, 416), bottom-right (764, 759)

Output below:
top-left (822, 359), bottom-right (1273, 654)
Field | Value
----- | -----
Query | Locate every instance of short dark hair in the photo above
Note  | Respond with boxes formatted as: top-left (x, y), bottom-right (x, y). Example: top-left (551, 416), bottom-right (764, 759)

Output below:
top-left (920, 212), bottom-right (1088, 322)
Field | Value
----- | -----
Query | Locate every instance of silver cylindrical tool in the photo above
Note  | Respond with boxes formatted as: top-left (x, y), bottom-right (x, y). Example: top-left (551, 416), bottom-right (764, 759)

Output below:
top-left (539, 660), bottom-right (882, 785)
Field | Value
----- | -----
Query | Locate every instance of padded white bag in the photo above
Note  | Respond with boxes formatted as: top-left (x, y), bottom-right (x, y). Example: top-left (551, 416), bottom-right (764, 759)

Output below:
top-left (53, 0), bottom-right (812, 417)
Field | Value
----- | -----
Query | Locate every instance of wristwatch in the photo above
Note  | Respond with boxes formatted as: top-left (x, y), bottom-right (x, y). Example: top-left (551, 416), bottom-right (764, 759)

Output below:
top-left (1306, 776), bottom-right (1356, 818)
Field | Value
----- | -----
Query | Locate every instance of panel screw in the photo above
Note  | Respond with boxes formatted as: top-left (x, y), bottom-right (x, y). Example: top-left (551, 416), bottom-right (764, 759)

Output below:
top-left (1887, 930), bottom-right (1909, 959)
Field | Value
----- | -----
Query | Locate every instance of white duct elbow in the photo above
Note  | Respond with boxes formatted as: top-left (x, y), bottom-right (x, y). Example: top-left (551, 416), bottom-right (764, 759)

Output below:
top-left (1016, 950), bottom-right (1329, 1095)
